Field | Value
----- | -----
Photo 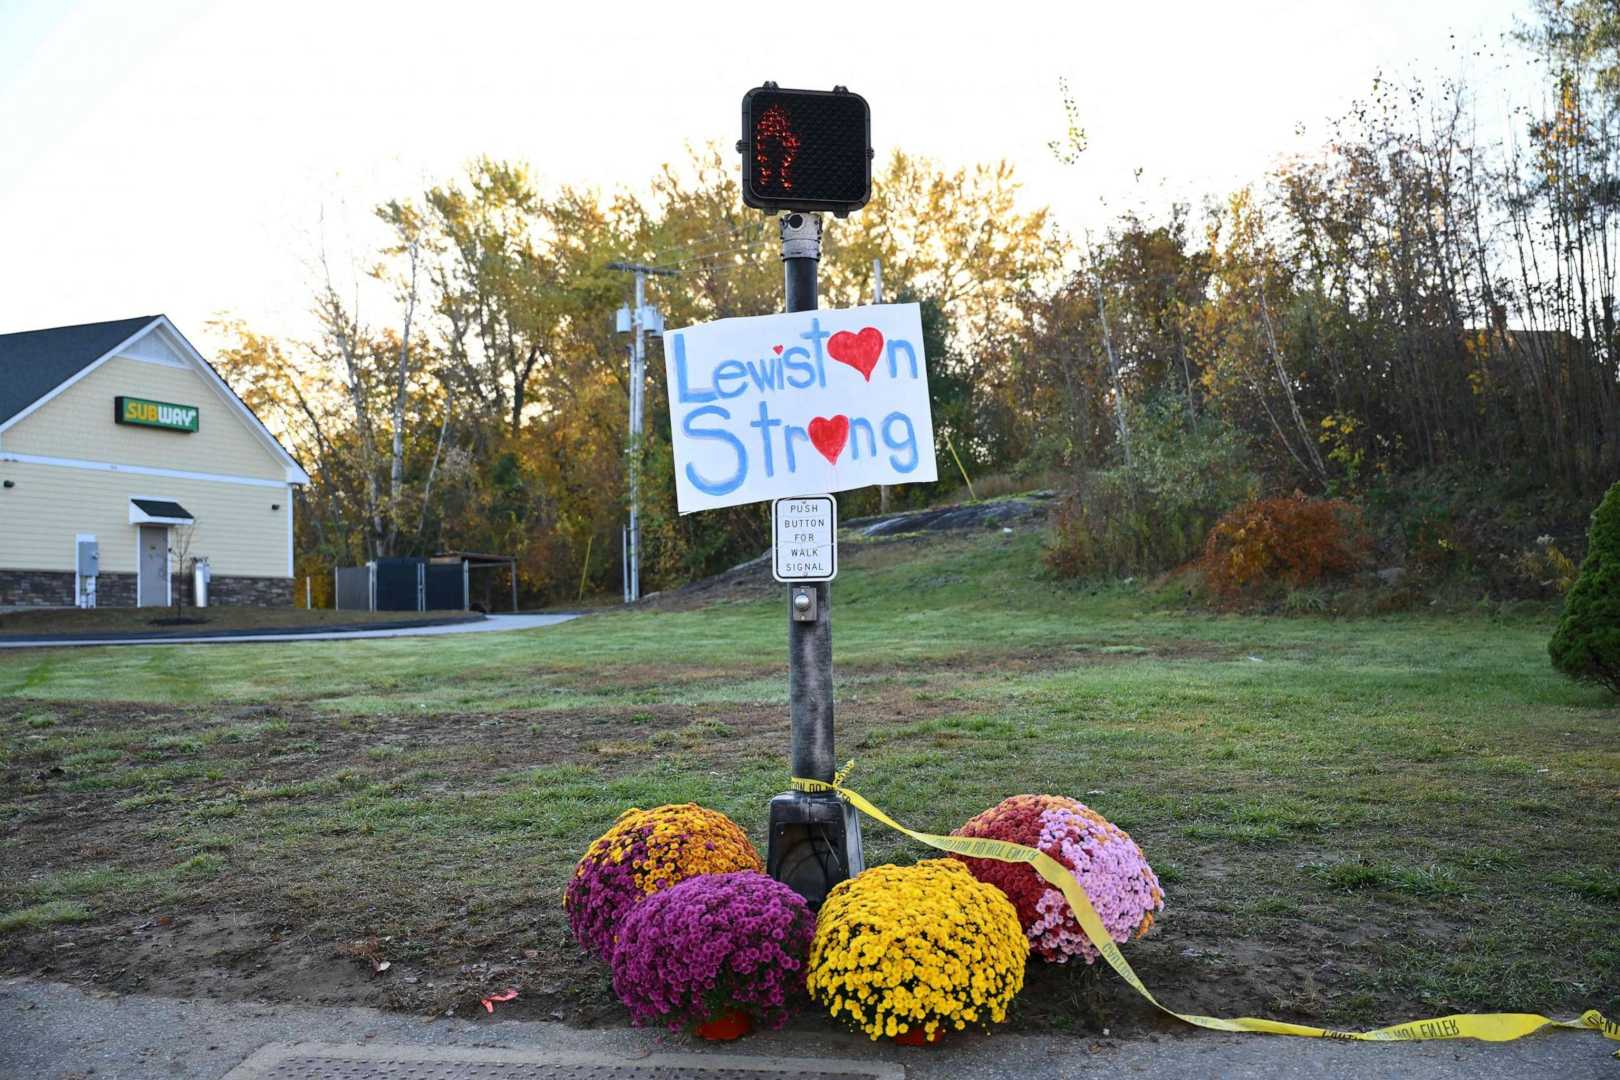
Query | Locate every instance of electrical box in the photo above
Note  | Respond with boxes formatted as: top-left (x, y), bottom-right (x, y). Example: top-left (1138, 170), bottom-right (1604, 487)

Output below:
top-left (76, 539), bottom-right (99, 577)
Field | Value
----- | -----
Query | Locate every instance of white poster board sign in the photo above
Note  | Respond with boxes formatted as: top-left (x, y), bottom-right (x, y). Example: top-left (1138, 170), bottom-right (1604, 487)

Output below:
top-left (663, 303), bottom-right (936, 513)
top-left (773, 496), bottom-right (837, 582)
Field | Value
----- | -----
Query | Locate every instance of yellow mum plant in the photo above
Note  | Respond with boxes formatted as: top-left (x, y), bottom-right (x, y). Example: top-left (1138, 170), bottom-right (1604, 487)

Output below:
top-left (807, 859), bottom-right (1028, 1041)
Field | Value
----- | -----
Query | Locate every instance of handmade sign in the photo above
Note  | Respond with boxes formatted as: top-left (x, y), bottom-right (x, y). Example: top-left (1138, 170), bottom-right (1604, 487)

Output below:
top-left (663, 303), bottom-right (936, 513)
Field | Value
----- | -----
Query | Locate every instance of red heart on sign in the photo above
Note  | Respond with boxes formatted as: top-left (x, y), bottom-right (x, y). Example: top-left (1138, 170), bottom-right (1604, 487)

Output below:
top-left (807, 415), bottom-right (849, 465)
top-left (827, 327), bottom-right (884, 381)
top-left (772, 345), bottom-right (783, 355)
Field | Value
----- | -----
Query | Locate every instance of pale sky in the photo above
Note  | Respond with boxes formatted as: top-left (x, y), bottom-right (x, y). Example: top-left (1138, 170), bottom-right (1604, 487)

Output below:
top-left (0, 0), bottom-right (1535, 353)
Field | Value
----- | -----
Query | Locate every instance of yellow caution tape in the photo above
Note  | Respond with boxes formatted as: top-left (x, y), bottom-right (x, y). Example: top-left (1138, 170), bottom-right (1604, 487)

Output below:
top-left (790, 771), bottom-right (1620, 1055)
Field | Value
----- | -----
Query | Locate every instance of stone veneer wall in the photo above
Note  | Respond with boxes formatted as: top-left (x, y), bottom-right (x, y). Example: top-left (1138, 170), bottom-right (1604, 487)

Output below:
top-left (97, 573), bottom-right (137, 607)
top-left (206, 575), bottom-right (293, 606)
top-left (0, 571), bottom-right (138, 608)
top-left (0, 571), bottom-right (287, 607)
top-left (0, 569), bottom-right (75, 607)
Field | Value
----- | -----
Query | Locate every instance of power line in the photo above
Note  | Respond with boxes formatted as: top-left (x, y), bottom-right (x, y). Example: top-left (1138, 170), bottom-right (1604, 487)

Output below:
top-left (641, 262), bottom-right (765, 282)
top-left (656, 247), bottom-right (774, 274)
top-left (644, 227), bottom-right (754, 261)
top-left (652, 236), bottom-right (774, 271)
top-left (644, 222), bottom-right (772, 264)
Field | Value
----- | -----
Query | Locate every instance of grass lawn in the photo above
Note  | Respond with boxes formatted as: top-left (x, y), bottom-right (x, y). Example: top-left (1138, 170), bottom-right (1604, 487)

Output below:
top-left (1, 526), bottom-right (1616, 1035)
top-left (0, 607), bottom-right (477, 638)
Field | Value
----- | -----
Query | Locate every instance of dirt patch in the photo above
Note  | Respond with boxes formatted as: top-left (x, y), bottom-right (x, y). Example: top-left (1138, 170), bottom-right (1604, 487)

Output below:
top-left (0, 650), bottom-right (1240, 1029)
top-left (5, 627), bottom-right (1611, 1037)
top-left (538, 639), bottom-right (1235, 692)
top-left (0, 687), bottom-right (973, 1022)
top-left (0, 806), bottom-right (1427, 1038)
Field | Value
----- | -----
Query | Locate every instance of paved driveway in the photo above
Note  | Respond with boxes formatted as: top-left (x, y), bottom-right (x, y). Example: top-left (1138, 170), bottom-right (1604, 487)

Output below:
top-left (0, 612), bottom-right (580, 648)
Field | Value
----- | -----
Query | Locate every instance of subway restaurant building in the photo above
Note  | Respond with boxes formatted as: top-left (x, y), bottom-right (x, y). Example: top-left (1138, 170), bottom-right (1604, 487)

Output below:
top-left (0, 315), bottom-right (308, 608)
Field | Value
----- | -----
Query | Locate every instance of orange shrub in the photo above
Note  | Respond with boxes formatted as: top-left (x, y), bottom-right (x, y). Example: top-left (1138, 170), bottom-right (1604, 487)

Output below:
top-left (1201, 496), bottom-right (1369, 596)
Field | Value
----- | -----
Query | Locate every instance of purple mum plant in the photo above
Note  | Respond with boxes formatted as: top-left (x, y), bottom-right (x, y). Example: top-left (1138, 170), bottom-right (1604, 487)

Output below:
top-left (609, 870), bottom-right (816, 1032)
top-left (564, 804), bottom-right (762, 961)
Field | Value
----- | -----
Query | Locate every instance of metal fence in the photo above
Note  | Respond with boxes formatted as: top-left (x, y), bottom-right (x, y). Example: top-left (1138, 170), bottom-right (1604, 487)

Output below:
top-left (334, 566), bottom-right (373, 611)
top-left (333, 559), bottom-right (468, 612)
top-left (425, 561), bottom-right (467, 610)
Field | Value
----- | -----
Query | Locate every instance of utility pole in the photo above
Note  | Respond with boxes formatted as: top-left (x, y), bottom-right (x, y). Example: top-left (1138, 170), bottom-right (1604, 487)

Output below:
top-left (622, 338), bottom-right (635, 605)
top-left (610, 262), bottom-right (676, 604)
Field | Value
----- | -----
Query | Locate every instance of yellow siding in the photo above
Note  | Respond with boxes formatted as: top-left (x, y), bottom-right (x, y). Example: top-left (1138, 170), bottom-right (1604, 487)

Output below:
top-left (0, 460), bottom-right (289, 576)
top-left (4, 355), bottom-right (287, 481)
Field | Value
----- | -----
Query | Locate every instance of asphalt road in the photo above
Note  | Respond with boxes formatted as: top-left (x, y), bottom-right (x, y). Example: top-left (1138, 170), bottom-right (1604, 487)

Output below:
top-left (3, 978), bottom-right (1614, 1080)
top-left (0, 612), bottom-right (580, 648)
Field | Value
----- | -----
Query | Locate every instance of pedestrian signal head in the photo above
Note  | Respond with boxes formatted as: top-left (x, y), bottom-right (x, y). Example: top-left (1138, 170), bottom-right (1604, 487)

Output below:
top-left (740, 84), bottom-right (872, 216)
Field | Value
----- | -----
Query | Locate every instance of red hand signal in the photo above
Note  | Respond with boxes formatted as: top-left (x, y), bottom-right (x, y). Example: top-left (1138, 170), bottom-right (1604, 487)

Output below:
top-left (754, 106), bottom-right (800, 192)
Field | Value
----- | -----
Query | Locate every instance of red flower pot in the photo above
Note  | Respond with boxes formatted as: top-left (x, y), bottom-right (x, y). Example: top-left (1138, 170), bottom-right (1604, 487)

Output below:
top-left (694, 1009), bottom-right (752, 1041)
top-left (894, 1025), bottom-right (945, 1046)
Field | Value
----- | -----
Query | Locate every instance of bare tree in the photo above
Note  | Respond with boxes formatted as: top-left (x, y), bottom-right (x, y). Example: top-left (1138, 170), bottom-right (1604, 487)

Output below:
top-left (168, 524), bottom-right (199, 617)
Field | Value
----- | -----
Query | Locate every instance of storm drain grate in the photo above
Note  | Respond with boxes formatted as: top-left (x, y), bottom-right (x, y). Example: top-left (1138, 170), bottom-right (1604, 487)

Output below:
top-left (223, 1043), bottom-right (903, 1080)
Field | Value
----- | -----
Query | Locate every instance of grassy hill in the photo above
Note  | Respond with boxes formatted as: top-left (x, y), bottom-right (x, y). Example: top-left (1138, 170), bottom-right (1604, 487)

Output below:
top-left (2, 521), bottom-right (1616, 1033)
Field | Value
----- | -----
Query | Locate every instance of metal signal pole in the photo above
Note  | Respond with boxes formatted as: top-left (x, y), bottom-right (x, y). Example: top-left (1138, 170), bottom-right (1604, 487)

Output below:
top-left (738, 81), bottom-right (874, 907)
top-left (781, 213), bottom-right (832, 785)
top-left (766, 212), bottom-right (863, 907)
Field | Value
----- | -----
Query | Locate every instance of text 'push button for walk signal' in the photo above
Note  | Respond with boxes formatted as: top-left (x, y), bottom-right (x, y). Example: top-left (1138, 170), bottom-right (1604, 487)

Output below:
top-left (773, 495), bottom-right (837, 582)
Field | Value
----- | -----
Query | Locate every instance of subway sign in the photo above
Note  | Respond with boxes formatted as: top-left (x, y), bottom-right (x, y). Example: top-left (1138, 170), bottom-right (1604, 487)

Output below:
top-left (115, 396), bottom-right (199, 432)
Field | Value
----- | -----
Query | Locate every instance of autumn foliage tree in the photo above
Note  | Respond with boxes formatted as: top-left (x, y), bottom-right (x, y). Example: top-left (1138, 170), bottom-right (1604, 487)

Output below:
top-left (219, 147), bottom-right (1053, 601)
top-left (217, 1), bottom-right (1619, 601)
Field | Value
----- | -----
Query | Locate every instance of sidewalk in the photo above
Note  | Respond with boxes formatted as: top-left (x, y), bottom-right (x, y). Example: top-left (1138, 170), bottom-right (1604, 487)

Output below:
top-left (4, 978), bottom-right (1613, 1080)
top-left (0, 612), bottom-right (580, 648)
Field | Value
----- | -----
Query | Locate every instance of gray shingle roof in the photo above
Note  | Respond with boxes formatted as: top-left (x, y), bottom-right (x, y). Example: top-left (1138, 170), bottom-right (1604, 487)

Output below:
top-left (131, 498), bottom-right (194, 521)
top-left (0, 315), bottom-right (161, 427)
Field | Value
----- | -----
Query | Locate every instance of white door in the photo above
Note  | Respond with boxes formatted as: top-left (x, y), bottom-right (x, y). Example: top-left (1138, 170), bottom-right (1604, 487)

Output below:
top-left (138, 525), bottom-right (169, 606)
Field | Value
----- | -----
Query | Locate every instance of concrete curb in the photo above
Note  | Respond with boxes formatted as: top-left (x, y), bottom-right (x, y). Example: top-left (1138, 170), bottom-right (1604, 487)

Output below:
top-left (223, 1041), bottom-right (905, 1078)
